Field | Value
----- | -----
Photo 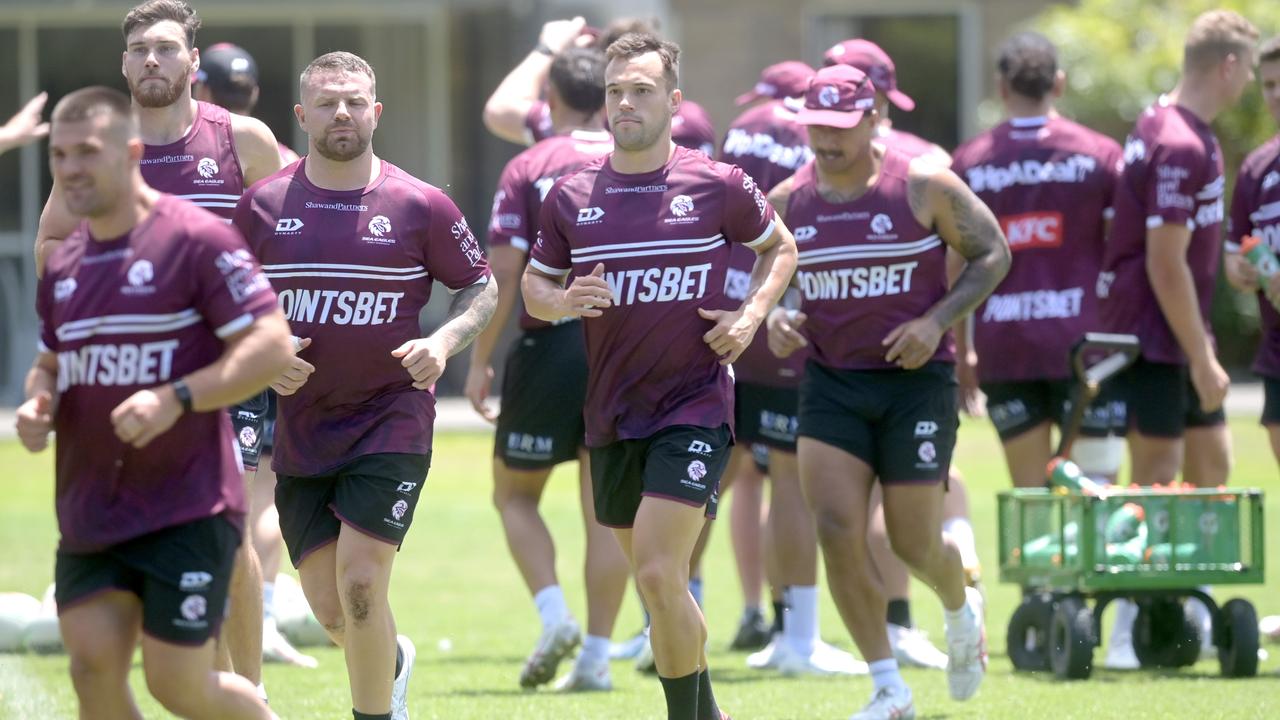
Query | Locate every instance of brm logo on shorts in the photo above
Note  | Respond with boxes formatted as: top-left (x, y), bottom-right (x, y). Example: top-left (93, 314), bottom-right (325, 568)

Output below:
top-left (688, 440), bottom-right (714, 456)
top-left (914, 421), bottom-right (938, 438)
top-left (1000, 211), bottom-right (1064, 251)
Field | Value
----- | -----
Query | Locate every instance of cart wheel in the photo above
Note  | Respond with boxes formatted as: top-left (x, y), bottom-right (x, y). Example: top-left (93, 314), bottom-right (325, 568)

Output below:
top-left (1133, 599), bottom-right (1200, 669)
top-left (1007, 594), bottom-right (1054, 672)
top-left (1218, 598), bottom-right (1259, 678)
top-left (1050, 596), bottom-right (1094, 680)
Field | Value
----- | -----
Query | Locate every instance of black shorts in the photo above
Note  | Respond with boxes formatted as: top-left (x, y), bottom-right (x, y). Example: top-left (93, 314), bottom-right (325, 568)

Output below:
top-left (1113, 358), bottom-right (1226, 438)
top-left (1263, 375), bottom-right (1280, 427)
top-left (231, 391), bottom-right (270, 471)
top-left (982, 378), bottom-right (1125, 441)
top-left (734, 381), bottom-right (799, 452)
top-left (589, 425), bottom-right (733, 528)
top-left (262, 391), bottom-right (278, 453)
top-left (55, 515), bottom-right (240, 646)
top-left (494, 323), bottom-right (588, 469)
top-left (275, 452), bottom-right (431, 568)
top-left (798, 360), bottom-right (958, 484)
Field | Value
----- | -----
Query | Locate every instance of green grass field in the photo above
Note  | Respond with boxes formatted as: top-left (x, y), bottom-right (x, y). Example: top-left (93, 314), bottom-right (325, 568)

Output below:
top-left (2, 417), bottom-right (1280, 719)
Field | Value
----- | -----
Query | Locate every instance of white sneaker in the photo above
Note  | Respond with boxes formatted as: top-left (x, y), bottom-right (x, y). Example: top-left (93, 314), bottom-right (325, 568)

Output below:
top-left (391, 634), bottom-right (416, 720)
top-left (554, 656), bottom-right (612, 692)
top-left (634, 630), bottom-right (657, 674)
top-left (520, 618), bottom-right (582, 688)
top-left (944, 586), bottom-right (986, 701)
top-left (1261, 615), bottom-right (1280, 643)
top-left (262, 616), bottom-right (319, 668)
top-left (777, 640), bottom-right (869, 676)
top-left (746, 634), bottom-right (783, 670)
top-left (849, 684), bottom-right (915, 720)
top-left (1102, 632), bottom-right (1140, 670)
top-left (609, 629), bottom-right (648, 660)
top-left (887, 624), bottom-right (948, 670)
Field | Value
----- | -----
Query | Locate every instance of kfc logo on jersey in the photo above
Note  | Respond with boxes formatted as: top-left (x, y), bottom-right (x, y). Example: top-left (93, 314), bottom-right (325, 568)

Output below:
top-left (870, 213), bottom-right (894, 235)
top-left (793, 225), bottom-right (817, 242)
top-left (577, 207), bottom-right (605, 225)
top-left (180, 594), bottom-right (207, 622)
top-left (669, 194), bottom-right (696, 217)
top-left (818, 85), bottom-right (840, 108)
top-left (54, 277), bottom-right (77, 302)
top-left (275, 218), bottom-right (304, 233)
top-left (1001, 211), bottom-right (1064, 251)
top-left (368, 215), bottom-right (392, 237)
top-left (197, 157), bottom-right (219, 179)
top-left (123, 259), bottom-right (156, 295)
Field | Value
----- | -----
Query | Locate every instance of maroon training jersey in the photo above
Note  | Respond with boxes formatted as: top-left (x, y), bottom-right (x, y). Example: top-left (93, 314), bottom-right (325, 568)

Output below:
top-left (1098, 98), bottom-right (1225, 365)
top-left (718, 98), bottom-right (813, 194)
top-left (531, 145), bottom-right (776, 446)
top-left (525, 99), bottom-right (717, 156)
top-left (1228, 135), bottom-right (1280, 378)
top-left (951, 115), bottom-right (1122, 382)
top-left (234, 159), bottom-right (492, 477)
top-left (489, 129), bottom-right (614, 330)
top-left (37, 195), bottom-right (276, 552)
top-left (786, 151), bottom-right (954, 370)
top-left (141, 101), bottom-right (244, 222)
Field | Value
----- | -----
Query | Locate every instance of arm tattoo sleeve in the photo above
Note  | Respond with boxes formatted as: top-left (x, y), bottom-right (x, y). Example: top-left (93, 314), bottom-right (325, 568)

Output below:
top-left (928, 179), bottom-right (1010, 329)
top-left (434, 280), bottom-right (499, 357)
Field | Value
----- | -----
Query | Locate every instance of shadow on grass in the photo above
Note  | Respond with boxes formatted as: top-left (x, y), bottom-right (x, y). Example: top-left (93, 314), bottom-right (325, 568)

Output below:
top-left (417, 653), bottom-right (526, 666)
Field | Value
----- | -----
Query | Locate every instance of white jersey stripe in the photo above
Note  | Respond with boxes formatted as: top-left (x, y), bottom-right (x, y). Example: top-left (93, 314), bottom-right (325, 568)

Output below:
top-left (798, 237), bottom-right (943, 266)
top-left (215, 313), bottom-right (255, 339)
top-left (262, 262), bottom-right (426, 274)
top-left (529, 257), bottom-right (570, 277)
top-left (798, 235), bottom-right (941, 259)
top-left (569, 234), bottom-right (725, 256)
top-left (58, 309), bottom-right (199, 332)
top-left (57, 314), bottom-right (202, 342)
top-left (264, 270), bottom-right (431, 281)
top-left (744, 219), bottom-right (777, 249)
top-left (174, 193), bottom-right (242, 201)
top-left (571, 239), bottom-right (726, 263)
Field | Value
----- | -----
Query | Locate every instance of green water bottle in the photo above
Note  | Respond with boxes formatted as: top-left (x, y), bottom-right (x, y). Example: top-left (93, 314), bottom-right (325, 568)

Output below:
top-left (1047, 457), bottom-right (1105, 495)
top-left (1142, 542), bottom-right (1201, 564)
top-left (1105, 536), bottom-right (1147, 566)
top-left (1104, 502), bottom-right (1146, 543)
top-left (1242, 235), bottom-right (1280, 310)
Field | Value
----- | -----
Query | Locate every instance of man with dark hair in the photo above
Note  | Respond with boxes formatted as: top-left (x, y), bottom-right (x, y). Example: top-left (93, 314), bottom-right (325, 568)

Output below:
top-left (952, 32), bottom-right (1124, 490)
top-left (234, 51), bottom-right (497, 720)
top-left (17, 84), bottom-right (290, 720)
top-left (524, 31), bottom-right (797, 720)
top-left (0, 92), bottom-right (49, 155)
top-left (33, 0), bottom-right (289, 700)
top-left (766, 63), bottom-right (1008, 719)
top-left (483, 17), bottom-right (717, 157)
top-left (1099, 9), bottom-right (1258, 487)
top-left (1225, 34), bottom-right (1280, 474)
top-left (466, 46), bottom-right (629, 693)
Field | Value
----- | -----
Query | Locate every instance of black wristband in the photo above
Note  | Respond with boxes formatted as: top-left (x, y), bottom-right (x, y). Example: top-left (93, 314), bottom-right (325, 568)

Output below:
top-left (172, 379), bottom-right (194, 413)
top-left (534, 42), bottom-right (555, 57)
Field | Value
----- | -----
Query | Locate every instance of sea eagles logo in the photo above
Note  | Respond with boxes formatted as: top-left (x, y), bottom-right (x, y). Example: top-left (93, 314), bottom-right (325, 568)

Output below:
top-left (391, 499), bottom-right (409, 521)
top-left (180, 595), bottom-right (207, 621)
top-left (238, 426), bottom-right (258, 450)
top-left (687, 460), bottom-right (707, 482)
top-left (368, 215), bottom-right (392, 237)
top-left (818, 85), bottom-right (841, 108)
top-left (197, 157), bottom-right (218, 179)
top-left (871, 213), bottom-right (894, 235)
top-left (127, 260), bottom-right (154, 287)
top-left (917, 441), bottom-right (937, 463)
top-left (54, 277), bottom-right (77, 302)
top-left (670, 195), bottom-right (695, 217)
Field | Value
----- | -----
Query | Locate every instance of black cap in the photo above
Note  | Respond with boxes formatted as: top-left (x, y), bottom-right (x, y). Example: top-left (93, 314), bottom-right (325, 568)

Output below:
top-left (196, 43), bottom-right (258, 97)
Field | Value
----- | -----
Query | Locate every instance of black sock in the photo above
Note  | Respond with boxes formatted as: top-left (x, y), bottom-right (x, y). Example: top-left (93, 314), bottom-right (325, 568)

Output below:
top-left (658, 671), bottom-right (700, 720)
top-left (696, 668), bottom-right (721, 720)
top-left (394, 644), bottom-right (403, 679)
top-left (887, 599), bottom-right (912, 628)
top-left (771, 599), bottom-right (786, 635)
top-left (353, 711), bottom-right (391, 720)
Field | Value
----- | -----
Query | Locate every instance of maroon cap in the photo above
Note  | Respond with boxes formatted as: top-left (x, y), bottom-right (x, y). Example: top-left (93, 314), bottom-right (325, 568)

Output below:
top-left (794, 65), bottom-right (877, 129)
top-left (822, 38), bottom-right (915, 112)
top-left (734, 61), bottom-right (816, 105)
